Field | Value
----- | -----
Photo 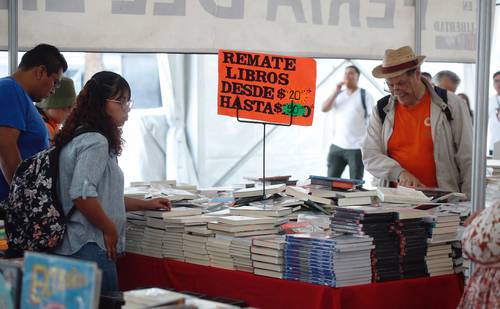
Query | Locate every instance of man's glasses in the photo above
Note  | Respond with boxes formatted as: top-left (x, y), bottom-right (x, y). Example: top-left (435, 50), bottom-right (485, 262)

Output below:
top-left (107, 99), bottom-right (134, 110)
top-left (384, 79), bottom-right (411, 93)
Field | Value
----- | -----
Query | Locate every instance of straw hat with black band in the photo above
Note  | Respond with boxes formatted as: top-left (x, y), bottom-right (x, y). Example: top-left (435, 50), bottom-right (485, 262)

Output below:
top-left (372, 46), bottom-right (426, 79)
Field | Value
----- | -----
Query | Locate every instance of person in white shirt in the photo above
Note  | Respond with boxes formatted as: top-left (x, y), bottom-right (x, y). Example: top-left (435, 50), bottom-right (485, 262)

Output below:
top-left (488, 71), bottom-right (500, 155)
top-left (322, 65), bottom-right (374, 179)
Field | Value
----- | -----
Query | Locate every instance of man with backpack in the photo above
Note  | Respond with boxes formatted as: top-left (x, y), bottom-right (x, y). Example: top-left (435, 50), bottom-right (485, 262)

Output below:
top-left (322, 65), bottom-right (374, 180)
top-left (0, 44), bottom-right (67, 206)
top-left (362, 46), bottom-right (472, 195)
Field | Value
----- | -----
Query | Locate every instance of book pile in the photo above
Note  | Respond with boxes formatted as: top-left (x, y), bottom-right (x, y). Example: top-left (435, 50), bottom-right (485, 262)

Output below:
top-left (161, 210), bottom-right (207, 261)
top-left (182, 231), bottom-right (214, 266)
top-left (207, 236), bottom-right (235, 270)
top-left (421, 209), bottom-right (461, 276)
top-left (0, 219), bottom-right (7, 252)
top-left (283, 233), bottom-right (336, 286)
top-left (330, 206), bottom-right (400, 282)
top-left (285, 186), bottom-right (334, 215)
top-left (251, 235), bottom-right (286, 279)
top-left (244, 175), bottom-right (297, 186)
top-left (451, 241), bottom-right (465, 274)
top-left (425, 242), bottom-right (454, 276)
top-left (208, 215), bottom-right (283, 238)
top-left (142, 211), bottom-right (168, 258)
top-left (232, 184), bottom-right (286, 199)
top-left (335, 190), bottom-right (377, 207)
top-left (230, 237), bottom-right (254, 272)
top-left (125, 211), bottom-right (147, 254)
top-left (283, 233), bottom-right (374, 287)
top-left (424, 210), bottom-right (460, 244)
top-left (377, 187), bottom-right (432, 204)
top-left (390, 211), bottom-right (428, 279)
top-left (309, 175), bottom-right (364, 190)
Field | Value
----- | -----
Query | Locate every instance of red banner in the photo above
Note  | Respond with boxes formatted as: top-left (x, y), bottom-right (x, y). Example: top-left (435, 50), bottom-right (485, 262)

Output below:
top-left (218, 50), bottom-right (316, 126)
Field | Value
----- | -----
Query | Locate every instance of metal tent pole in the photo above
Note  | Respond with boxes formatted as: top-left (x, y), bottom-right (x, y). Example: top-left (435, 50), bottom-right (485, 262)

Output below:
top-left (471, 0), bottom-right (495, 214)
top-left (8, 0), bottom-right (18, 74)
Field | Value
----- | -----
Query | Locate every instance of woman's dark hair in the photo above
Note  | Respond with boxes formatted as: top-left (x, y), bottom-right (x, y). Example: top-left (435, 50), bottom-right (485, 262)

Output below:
top-left (54, 71), bottom-right (130, 155)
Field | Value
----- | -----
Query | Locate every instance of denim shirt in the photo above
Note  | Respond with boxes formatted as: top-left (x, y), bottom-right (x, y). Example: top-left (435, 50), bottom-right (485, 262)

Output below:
top-left (54, 132), bottom-right (126, 255)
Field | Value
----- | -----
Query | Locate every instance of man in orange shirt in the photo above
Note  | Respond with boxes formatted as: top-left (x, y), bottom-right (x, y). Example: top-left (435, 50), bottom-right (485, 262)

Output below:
top-left (362, 46), bottom-right (472, 195)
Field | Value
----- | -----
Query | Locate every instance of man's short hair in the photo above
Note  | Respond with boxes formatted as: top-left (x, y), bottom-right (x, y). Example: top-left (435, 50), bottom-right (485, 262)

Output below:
top-left (18, 44), bottom-right (68, 75)
top-left (433, 70), bottom-right (461, 85)
top-left (346, 65), bottom-right (360, 77)
top-left (493, 71), bottom-right (500, 80)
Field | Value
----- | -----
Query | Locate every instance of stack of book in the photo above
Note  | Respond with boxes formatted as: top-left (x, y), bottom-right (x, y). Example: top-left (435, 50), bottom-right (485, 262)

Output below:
top-left (161, 209), bottom-right (205, 261)
top-left (251, 235), bottom-right (286, 279)
top-left (377, 187), bottom-right (432, 204)
top-left (309, 175), bottom-right (364, 190)
top-left (232, 184), bottom-right (286, 199)
top-left (330, 234), bottom-right (374, 287)
top-left (0, 219), bottom-right (7, 252)
top-left (424, 211), bottom-right (460, 244)
top-left (283, 233), bottom-right (337, 286)
top-left (451, 241), bottom-right (465, 274)
top-left (283, 233), bottom-right (374, 287)
top-left (331, 206), bottom-right (400, 282)
top-left (425, 242), bottom-right (454, 276)
top-left (207, 235), bottom-right (235, 269)
top-left (142, 211), bottom-right (168, 258)
top-left (390, 211), bottom-right (429, 279)
top-left (125, 211), bottom-right (147, 254)
top-left (335, 190), bottom-right (377, 207)
top-left (182, 231), bottom-right (214, 266)
top-left (208, 215), bottom-right (283, 238)
top-left (230, 237), bottom-right (254, 272)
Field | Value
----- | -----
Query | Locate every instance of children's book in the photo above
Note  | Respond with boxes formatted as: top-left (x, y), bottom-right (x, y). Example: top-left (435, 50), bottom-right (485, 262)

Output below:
top-left (21, 252), bottom-right (102, 309)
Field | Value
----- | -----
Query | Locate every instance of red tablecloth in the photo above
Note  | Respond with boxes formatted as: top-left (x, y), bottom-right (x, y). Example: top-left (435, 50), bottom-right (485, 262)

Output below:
top-left (117, 253), bottom-right (464, 309)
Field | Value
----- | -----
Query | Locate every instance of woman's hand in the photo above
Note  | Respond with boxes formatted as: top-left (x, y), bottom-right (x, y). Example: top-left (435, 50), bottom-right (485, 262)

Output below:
top-left (143, 198), bottom-right (171, 211)
top-left (103, 225), bottom-right (118, 261)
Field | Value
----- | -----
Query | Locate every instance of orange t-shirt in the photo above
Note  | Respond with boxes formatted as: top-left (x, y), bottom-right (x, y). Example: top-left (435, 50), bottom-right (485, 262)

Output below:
top-left (387, 90), bottom-right (438, 187)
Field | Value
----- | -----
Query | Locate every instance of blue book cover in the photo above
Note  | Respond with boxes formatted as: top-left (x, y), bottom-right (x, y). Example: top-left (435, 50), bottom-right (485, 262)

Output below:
top-left (21, 252), bottom-right (101, 309)
top-left (0, 259), bottom-right (23, 309)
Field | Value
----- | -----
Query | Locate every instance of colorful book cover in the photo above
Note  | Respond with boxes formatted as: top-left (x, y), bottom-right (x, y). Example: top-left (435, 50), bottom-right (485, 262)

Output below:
top-left (0, 259), bottom-right (23, 309)
top-left (21, 252), bottom-right (101, 309)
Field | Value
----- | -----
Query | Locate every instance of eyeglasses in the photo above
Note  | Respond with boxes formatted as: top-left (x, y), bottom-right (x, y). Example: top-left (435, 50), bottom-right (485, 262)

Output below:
top-left (107, 99), bottom-right (134, 110)
top-left (53, 78), bottom-right (61, 89)
top-left (384, 78), bottom-right (411, 93)
top-left (494, 79), bottom-right (500, 84)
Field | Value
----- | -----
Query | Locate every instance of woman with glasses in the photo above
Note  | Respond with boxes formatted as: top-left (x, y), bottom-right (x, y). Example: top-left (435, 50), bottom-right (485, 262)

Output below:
top-left (53, 71), bottom-right (170, 292)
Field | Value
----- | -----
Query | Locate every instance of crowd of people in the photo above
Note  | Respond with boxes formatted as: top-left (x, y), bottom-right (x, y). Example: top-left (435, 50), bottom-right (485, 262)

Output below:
top-left (0, 44), bottom-right (498, 306)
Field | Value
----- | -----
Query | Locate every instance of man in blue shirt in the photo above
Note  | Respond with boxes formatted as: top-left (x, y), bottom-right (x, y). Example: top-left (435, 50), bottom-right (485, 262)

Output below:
top-left (0, 44), bottom-right (68, 203)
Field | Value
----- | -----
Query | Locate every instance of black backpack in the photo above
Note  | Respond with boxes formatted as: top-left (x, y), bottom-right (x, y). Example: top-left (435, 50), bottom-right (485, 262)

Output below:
top-left (1, 128), bottom-right (98, 253)
top-left (376, 86), bottom-right (453, 123)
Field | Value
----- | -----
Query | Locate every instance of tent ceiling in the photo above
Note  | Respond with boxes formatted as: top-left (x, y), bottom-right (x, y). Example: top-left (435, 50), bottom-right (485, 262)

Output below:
top-left (0, 0), bottom-right (477, 62)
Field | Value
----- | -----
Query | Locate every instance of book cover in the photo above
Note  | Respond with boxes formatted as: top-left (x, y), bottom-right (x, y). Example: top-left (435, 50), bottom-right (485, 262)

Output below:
top-left (21, 252), bottom-right (101, 309)
top-left (0, 259), bottom-right (22, 309)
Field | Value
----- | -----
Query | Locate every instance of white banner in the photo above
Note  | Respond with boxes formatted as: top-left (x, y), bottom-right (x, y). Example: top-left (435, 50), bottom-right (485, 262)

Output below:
top-left (0, 0), bottom-right (477, 62)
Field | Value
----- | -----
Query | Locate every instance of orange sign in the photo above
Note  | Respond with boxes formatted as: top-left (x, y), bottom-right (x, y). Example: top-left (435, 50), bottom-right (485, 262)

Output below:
top-left (218, 50), bottom-right (316, 126)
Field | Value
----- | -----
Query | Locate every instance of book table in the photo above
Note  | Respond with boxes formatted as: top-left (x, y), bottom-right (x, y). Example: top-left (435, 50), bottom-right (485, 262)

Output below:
top-left (117, 253), bottom-right (464, 309)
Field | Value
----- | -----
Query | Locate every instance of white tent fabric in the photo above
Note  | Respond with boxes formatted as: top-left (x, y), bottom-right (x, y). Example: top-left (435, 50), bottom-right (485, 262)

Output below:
top-left (0, 0), bottom-right (477, 62)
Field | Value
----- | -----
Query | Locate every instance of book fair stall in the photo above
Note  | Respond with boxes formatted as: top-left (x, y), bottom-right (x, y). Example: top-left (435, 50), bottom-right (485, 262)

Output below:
top-left (0, 1), bottom-right (499, 309)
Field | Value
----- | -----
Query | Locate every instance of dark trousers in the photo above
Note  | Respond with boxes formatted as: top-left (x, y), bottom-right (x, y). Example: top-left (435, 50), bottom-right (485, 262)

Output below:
top-left (327, 144), bottom-right (364, 180)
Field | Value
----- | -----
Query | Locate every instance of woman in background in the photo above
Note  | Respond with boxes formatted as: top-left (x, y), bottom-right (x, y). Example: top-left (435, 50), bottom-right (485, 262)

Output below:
top-left (54, 71), bottom-right (170, 292)
top-left (457, 200), bottom-right (499, 309)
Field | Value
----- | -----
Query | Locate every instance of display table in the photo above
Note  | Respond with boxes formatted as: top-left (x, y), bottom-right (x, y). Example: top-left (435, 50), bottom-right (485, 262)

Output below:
top-left (117, 253), bottom-right (464, 309)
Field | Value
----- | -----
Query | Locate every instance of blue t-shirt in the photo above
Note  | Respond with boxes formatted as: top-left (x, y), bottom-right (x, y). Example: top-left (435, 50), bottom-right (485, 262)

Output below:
top-left (0, 76), bottom-right (49, 201)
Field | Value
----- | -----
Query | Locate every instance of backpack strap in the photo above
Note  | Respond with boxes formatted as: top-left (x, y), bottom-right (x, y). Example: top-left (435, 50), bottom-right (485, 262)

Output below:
top-left (360, 88), bottom-right (368, 119)
top-left (433, 86), bottom-right (453, 121)
top-left (376, 94), bottom-right (391, 124)
top-left (376, 87), bottom-right (453, 124)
